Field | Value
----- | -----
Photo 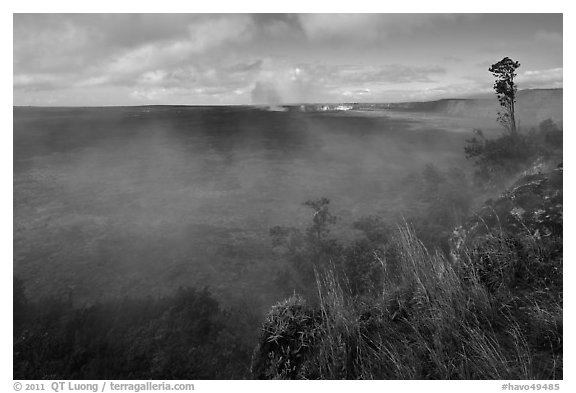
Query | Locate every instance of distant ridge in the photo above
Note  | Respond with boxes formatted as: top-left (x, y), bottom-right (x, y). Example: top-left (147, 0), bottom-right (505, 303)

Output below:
top-left (456, 88), bottom-right (562, 100)
top-left (356, 88), bottom-right (562, 127)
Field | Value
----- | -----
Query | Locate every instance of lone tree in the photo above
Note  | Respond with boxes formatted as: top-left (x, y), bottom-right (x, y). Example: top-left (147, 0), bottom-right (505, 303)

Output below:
top-left (489, 57), bottom-right (521, 136)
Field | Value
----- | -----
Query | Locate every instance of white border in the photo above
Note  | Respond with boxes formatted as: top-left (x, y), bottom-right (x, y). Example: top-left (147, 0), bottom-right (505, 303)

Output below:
top-left (3, 3), bottom-right (573, 391)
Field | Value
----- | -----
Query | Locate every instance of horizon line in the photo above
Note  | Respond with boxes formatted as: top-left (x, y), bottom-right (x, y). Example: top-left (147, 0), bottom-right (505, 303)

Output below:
top-left (13, 87), bottom-right (562, 109)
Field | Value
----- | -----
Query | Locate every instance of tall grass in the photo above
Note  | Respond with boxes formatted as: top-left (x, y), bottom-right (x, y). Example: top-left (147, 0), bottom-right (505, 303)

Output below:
top-left (253, 224), bottom-right (562, 379)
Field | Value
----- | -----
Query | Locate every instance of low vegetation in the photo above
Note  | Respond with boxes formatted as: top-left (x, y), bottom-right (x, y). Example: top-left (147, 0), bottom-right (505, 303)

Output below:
top-left (465, 118), bottom-right (562, 189)
top-left (254, 213), bottom-right (562, 378)
top-left (254, 117), bottom-right (563, 379)
top-left (13, 284), bottom-right (255, 379)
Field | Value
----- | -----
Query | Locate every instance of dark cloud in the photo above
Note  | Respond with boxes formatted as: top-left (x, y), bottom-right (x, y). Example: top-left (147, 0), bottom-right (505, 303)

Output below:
top-left (225, 59), bottom-right (264, 74)
top-left (296, 14), bottom-right (459, 42)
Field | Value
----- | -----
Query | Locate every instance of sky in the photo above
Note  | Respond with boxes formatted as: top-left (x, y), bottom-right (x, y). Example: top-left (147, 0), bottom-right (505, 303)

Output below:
top-left (13, 13), bottom-right (563, 106)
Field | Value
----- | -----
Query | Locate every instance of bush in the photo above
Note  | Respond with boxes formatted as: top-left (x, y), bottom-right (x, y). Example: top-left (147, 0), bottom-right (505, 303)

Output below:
top-left (465, 119), bottom-right (562, 188)
top-left (271, 203), bottom-right (394, 298)
top-left (269, 198), bottom-right (343, 295)
top-left (13, 285), bottom-right (253, 379)
top-left (254, 223), bottom-right (562, 379)
top-left (251, 295), bottom-right (324, 379)
top-left (393, 164), bottom-right (477, 251)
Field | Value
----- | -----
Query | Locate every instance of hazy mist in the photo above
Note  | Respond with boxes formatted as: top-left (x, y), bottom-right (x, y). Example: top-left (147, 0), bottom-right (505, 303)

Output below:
top-left (13, 106), bottom-right (489, 309)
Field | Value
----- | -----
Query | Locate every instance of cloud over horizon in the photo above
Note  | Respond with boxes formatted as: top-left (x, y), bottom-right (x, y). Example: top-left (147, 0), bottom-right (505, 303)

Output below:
top-left (13, 14), bottom-right (563, 106)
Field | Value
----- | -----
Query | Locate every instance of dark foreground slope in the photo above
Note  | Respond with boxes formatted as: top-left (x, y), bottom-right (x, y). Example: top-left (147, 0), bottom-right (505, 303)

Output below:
top-left (14, 285), bottom-right (257, 379)
top-left (13, 162), bottom-right (562, 380)
top-left (252, 164), bottom-right (563, 379)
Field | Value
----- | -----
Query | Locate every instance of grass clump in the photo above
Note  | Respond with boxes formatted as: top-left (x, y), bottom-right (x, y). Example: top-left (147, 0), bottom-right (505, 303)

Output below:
top-left (254, 217), bottom-right (562, 379)
top-left (251, 295), bottom-right (324, 379)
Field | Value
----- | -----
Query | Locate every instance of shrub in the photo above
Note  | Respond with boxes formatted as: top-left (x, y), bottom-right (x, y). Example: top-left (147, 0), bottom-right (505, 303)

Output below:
top-left (394, 164), bottom-right (477, 251)
top-left (465, 130), bottom-right (538, 187)
top-left (254, 223), bottom-right (562, 379)
top-left (269, 198), bottom-right (343, 295)
top-left (13, 285), bottom-right (253, 379)
top-left (464, 119), bottom-right (562, 188)
top-left (251, 295), bottom-right (324, 379)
